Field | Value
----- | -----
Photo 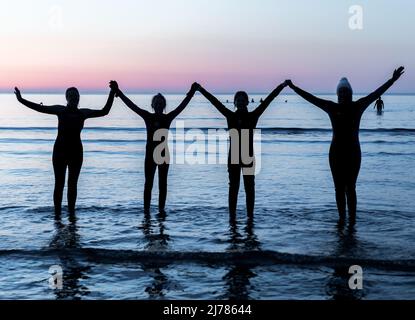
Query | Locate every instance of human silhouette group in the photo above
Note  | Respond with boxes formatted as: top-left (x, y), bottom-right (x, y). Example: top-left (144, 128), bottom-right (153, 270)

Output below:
top-left (14, 66), bottom-right (405, 224)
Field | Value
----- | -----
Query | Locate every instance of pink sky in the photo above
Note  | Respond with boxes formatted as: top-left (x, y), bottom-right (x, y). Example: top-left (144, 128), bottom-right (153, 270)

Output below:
top-left (1, 1), bottom-right (413, 93)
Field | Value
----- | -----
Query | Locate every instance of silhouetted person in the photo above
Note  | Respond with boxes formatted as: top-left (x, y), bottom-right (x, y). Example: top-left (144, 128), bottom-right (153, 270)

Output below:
top-left (196, 82), bottom-right (288, 216)
top-left (111, 81), bottom-right (198, 213)
top-left (14, 84), bottom-right (116, 214)
top-left (374, 96), bottom-right (384, 115)
top-left (286, 66), bottom-right (404, 222)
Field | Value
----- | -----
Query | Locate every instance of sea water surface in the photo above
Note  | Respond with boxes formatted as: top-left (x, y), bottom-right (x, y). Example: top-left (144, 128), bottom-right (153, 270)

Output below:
top-left (0, 92), bottom-right (414, 299)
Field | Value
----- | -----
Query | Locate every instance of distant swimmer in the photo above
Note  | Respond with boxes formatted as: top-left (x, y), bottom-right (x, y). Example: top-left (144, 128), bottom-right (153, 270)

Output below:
top-left (14, 83), bottom-right (116, 214)
top-left (111, 81), bottom-right (198, 213)
top-left (286, 66), bottom-right (404, 223)
top-left (195, 81), bottom-right (288, 216)
top-left (374, 96), bottom-right (384, 115)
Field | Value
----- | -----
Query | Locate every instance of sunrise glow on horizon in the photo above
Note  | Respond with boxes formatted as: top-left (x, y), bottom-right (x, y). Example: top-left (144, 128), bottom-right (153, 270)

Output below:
top-left (1, 0), bottom-right (414, 93)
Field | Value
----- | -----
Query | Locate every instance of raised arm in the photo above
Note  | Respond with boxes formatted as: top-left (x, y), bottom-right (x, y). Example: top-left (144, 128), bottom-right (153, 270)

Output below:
top-left (197, 85), bottom-right (232, 118)
top-left (357, 67), bottom-right (404, 111)
top-left (80, 83), bottom-right (116, 119)
top-left (110, 81), bottom-right (148, 118)
top-left (253, 82), bottom-right (287, 117)
top-left (286, 80), bottom-right (333, 113)
top-left (167, 83), bottom-right (198, 120)
top-left (14, 87), bottom-right (64, 115)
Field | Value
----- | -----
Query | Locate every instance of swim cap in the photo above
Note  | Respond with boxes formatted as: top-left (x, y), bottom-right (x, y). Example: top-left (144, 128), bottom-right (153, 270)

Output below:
top-left (337, 77), bottom-right (353, 95)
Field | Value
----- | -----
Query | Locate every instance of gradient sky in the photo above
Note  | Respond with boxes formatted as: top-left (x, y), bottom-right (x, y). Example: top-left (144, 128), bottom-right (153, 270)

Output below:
top-left (0, 0), bottom-right (414, 93)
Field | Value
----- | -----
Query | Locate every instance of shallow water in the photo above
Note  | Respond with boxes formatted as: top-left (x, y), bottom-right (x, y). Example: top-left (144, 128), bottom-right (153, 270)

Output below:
top-left (0, 93), bottom-right (414, 299)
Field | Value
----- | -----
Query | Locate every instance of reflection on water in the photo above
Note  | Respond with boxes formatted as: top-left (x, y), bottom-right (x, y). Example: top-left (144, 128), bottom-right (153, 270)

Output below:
top-left (49, 212), bottom-right (90, 299)
top-left (227, 214), bottom-right (261, 252)
top-left (3, 207), bottom-right (409, 299)
top-left (140, 211), bottom-right (170, 299)
top-left (140, 211), bottom-right (170, 251)
top-left (326, 222), bottom-right (364, 300)
top-left (223, 215), bottom-right (261, 300)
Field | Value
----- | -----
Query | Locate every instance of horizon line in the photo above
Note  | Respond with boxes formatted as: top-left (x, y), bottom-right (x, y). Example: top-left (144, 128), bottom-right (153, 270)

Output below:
top-left (1, 90), bottom-right (415, 96)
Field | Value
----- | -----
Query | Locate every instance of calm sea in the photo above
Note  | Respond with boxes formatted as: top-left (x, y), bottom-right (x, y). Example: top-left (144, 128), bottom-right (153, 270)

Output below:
top-left (0, 92), bottom-right (414, 299)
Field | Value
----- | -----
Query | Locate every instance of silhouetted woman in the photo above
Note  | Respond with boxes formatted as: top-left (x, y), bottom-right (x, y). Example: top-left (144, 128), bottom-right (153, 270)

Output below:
top-left (286, 66), bottom-right (404, 222)
top-left (14, 84), bottom-right (116, 214)
top-left (111, 81), bottom-right (198, 213)
top-left (196, 82), bottom-right (288, 216)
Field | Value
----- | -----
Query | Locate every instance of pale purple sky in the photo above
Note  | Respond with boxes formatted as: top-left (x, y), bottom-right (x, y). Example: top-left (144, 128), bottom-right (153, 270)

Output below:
top-left (1, 0), bottom-right (414, 93)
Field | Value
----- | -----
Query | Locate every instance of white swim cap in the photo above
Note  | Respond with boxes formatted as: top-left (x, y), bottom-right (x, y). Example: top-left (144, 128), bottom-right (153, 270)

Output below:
top-left (337, 77), bottom-right (353, 95)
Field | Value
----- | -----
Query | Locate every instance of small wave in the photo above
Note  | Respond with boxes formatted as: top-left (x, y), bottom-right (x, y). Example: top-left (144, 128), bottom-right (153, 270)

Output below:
top-left (1, 126), bottom-right (415, 134)
top-left (376, 151), bottom-right (415, 156)
top-left (369, 140), bottom-right (415, 145)
top-left (365, 128), bottom-right (415, 134)
top-left (18, 204), bottom-right (413, 218)
top-left (0, 138), bottom-right (147, 144)
top-left (0, 205), bottom-right (28, 212)
top-left (0, 126), bottom-right (57, 131)
top-left (260, 128), bottom-right (415, 135)
top-left (0, 248), bottom-right (414, 271)
top-left (0, 126), bottom-right (145, 132)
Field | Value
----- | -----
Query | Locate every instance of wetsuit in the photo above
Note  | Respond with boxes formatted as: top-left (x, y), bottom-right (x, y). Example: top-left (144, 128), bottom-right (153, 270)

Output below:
top-left (198, 84), bottom-right (285, 216)
top-left (290, 77), bottom-right (398, 218)
top-left (141, 111), bottom-right (175, 212)
top-left (117, 89), bottom-right (196, 212)
top-left (375, 99), bottom-right (384, 115)
top-left (16, 91), bottom-right (115, 213)
top-left (226, 110), bottom-right (261, 216)
top-left (53, 108), bottom-right (85, 213)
